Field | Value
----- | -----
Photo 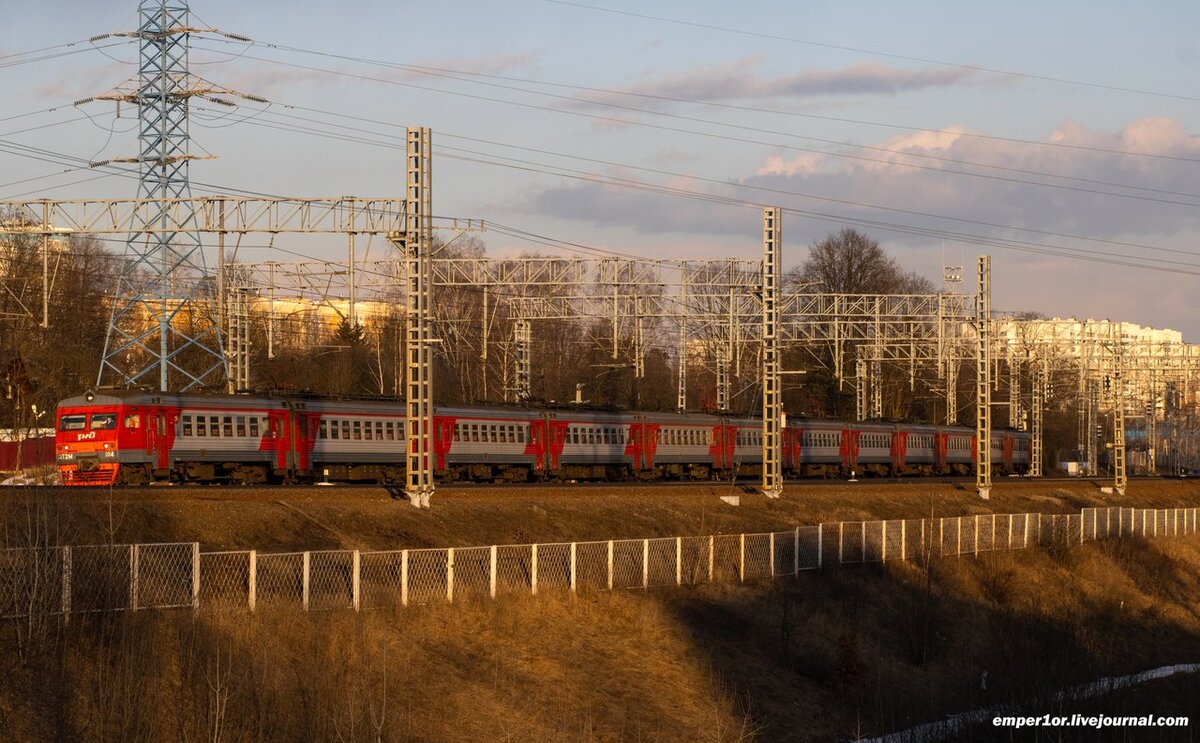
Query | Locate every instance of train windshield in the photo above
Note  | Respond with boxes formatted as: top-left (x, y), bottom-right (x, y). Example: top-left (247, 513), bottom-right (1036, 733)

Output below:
top-left (89, 413), bottom-right (117, 430)
top-left (59, 415), bottom-right (86, 431)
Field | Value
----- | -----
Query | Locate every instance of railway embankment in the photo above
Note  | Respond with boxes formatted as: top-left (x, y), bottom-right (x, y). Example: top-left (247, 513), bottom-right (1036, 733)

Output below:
top-left (2, 478), bottom-right (1200, 552)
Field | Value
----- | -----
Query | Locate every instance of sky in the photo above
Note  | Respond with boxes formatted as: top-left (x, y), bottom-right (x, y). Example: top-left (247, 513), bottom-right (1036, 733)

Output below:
top-left (3, 0), bottom-right (1200, 336)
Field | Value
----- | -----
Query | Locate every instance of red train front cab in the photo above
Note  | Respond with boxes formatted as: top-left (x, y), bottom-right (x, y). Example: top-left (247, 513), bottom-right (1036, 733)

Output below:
top-left (56, 391), bottom-right (150, 485)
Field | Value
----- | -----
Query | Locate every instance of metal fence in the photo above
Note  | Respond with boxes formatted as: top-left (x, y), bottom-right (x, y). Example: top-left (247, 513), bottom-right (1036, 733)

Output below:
top-left (0, 506), bottom-right (1196, 617)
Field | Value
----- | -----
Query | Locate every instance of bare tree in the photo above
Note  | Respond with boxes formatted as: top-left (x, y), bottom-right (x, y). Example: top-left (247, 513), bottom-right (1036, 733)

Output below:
top-left (788, 228), bottom-right (934, 295)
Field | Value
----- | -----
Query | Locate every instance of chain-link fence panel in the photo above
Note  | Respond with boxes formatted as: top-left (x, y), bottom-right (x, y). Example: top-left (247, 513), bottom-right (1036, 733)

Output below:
top-left (612, 539), bottom-right (647, 589)
top-left (571, 541), bottom-right (607, 591)
top-left (307, 551), bottom-right (355, 612)
top-left (882, 520), bottom-right (904, 561)
top-left (135, 543), bottom-right (195, 609)
top-left (861, 521), bottom-right (883, 562)
top-left (680, 536), bottom-right (711, 584)
top-left (772, 531), bottom-right (797, 576)
top-left (407, 549), bottom-right (448, 604)
top-left (0, 547), bottom-right (66, 618)
top-left (451, 546), bottom-right (492, 602)
top-left (255, 552), bottom-right (303, 609)
top-left (839, 522), bottom-right (866, 563)
top-left (200, 551), bottom-right (250, 609)
top-left (939, 517), bottom-right (960, 556)
top-left (72, 545), bottom-right (133, 613)
top-left (711, 534), bottom-right (741, 581)
top-left (495, 544), bottom-right (533, 595)
top-left (797, 526), bottom-right (822, 570)
top-left (741, 534), bottom-right (772, 579)
top-left (646, 538), bottom-right (679, 588)
top-left (533, 543), bottom-right (572, 593)
top-left (359, 551), bottom-right (404, 609)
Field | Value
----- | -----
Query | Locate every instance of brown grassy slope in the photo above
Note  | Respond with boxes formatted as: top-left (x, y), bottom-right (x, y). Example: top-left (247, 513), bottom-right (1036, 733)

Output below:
top-left (2, 479), bottom-right (1199, 551)
top-left (1, 534), bottom-right (1199, 742)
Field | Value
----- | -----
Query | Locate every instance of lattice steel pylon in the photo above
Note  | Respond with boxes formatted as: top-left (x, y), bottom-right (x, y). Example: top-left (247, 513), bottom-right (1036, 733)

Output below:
top-left (98, 0), bottom-right (225, 391)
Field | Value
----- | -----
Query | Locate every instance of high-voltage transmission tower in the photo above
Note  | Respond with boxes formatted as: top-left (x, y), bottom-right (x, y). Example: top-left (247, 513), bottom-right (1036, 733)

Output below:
top-left (97, 0), bottom-right (225, 391)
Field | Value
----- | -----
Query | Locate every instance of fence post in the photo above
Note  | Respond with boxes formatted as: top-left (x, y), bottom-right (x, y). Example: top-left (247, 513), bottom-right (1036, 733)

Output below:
top-left (248, 550), bottom-right (257, 612)
top-left (642, 539), bottom-right (649, 589)
top-left (769, 532), bottom-right (776, 575)
top-left (901, 520), bottom-right (907, 561)
top-left (817, 523), bottom-right (823, 569)
top-left (939, 518), bottom-right (945, 556)
top-left (607, 540), bottom-right (614, 590)
top-left (675, 537), bottom-right (682, 585)
top-left (956, 518), bottom-right (962, 556)
top-left (571, 542), bottom-right (578, 593)
top-left (130, 544), bottom-right (139, 611)
top-left (532, 544), bottom-right (539, 596)
top-left (860, 522), bottom-right (866, 561)
top-left (401, 549), bottom-right (408, 607)
top-left (1007, 514), bottom-right (1013, 549)
top-left (708, 535), bottom-right (714, 582)
top-left (881, 521), bottom-right (888, 562)
top-left (302, 551), bottom-right (311, 612)
top-left (737, 533), bottom-right (745, 582)
top-left (1081, 511), bottom-right (1086, 544)
top-left (794, 527), bottom-right (801, 574)
top-left (838, 522), bottom-right (844, 564)
top-left (489, 545), bottom-right (497, 599)
top-left (61, 546), bottom-right (71, 620)
top-left (446, 547), bottom-right (455, 603)
top-left (192, 543), bottom-right (201, 611)
top-left (974, 515), bottom-right (980, 554)
top-left (349, 550), bottom-right (360, 611)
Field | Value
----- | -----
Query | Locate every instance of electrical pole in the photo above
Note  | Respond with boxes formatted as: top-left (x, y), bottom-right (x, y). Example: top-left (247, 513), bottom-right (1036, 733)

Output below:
top-left (761, 207), bottom-right (782, 499)
top-left (975, 255), bottom-right (991, 500)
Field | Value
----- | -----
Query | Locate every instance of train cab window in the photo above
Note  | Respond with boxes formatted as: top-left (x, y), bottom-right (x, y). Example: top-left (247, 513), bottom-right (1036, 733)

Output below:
top-left (182, 416), bottom-right (193, 436)
top-left (236, 417), bottom-right (246, 437)
top-left (59, 414), bottom-right (86, 431)
top-left (90, 413), bottom-right (117, 430)
top-left (250, 418), bottom-right (260, 438)
top-left (124, 414), bottom-right (141, 429)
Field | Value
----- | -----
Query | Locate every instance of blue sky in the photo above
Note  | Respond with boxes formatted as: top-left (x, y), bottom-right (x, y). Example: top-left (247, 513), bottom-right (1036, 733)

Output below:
top-left (4, 1), bottom-right (1200, 335)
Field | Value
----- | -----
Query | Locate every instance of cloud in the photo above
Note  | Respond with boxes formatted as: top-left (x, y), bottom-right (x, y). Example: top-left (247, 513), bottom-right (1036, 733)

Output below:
top-left (514, 116), bottom-right (1200, 335)
top-left (570, 57), bottom-right (982, 109)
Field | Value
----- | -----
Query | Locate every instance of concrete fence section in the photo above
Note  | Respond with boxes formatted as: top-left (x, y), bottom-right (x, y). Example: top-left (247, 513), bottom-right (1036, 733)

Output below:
top-left (0, 506), bottom-right (1195, 618)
